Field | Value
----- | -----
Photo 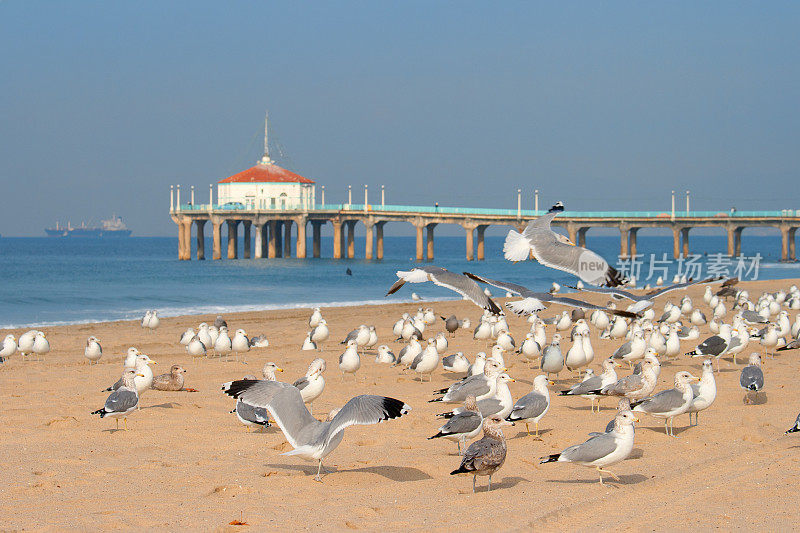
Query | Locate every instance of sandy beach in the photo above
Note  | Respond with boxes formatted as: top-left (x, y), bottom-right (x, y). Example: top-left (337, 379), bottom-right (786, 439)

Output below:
top-left (2, 278), bottom-right (800, 531)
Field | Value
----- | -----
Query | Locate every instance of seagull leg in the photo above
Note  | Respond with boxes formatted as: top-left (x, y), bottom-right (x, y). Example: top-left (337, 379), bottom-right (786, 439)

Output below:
top-left (314, 460), bottom-right (324, 482)
top-left (533, 422), bottom-right (542, 441)
top-left (457, 438), bottom-right (463, 455)
top-left (525, 423), bottom-right (530, 436)
top-left (115, 419), bottom-right (119, 430)
top-left (487, 474), bottom-right (492, 492)
top-left (597, 468), bottom-right (605, 485)
top-left (124, 417), bottom-right (128, 431)
top-left (472, 475), bottom-right (477, 493)
top-left (598, 468), bottom-right (621, 482)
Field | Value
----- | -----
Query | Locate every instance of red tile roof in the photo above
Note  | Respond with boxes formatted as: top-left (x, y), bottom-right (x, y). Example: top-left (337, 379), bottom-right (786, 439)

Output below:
top-left (218, 163), bottom-right (315, 184)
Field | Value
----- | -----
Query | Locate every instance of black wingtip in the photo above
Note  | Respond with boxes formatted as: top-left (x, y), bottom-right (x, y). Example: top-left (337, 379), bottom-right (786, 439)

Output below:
top-left (547, 201), bottom-right (565, 213)
top-left (90, 408), bottom-right (104, 417)
top-left (221, 379), bottom-right (260, 399)
top-left (428, 432), bottom-right (443, 440)
top-left (381, 397), bottom-right (411, 420)
top-left (486, 297), bottom-right (502, 316)
top-left (450, 466), bottom-right (470, 476)
top-left (428, 397), bottom-right (443, 403)
top-left (437, 411), bottom-right (455, 419)
top-left (786, 427), bottom-right (799, 434)
top-left (540, 453), bottom-right (561, 464)
top-left (558, 390), bottom-right (571, 396)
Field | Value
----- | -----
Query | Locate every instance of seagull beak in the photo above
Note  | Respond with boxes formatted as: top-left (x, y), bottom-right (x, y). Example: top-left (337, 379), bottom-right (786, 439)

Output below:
top-left (510, 378), bottom-right (516, 383)
top-left (136, 373), bottom-right (145, 378)
top-left (277, 368), bottom-right (284, 372)
top-left (612, 362), bottom-right (622, 367)
top-left (548, 381), bottom-right (555, 386)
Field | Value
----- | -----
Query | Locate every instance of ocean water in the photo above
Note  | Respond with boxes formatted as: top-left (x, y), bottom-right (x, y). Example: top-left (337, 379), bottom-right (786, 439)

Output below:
top-left (0, 234), bottom-right (797, 328)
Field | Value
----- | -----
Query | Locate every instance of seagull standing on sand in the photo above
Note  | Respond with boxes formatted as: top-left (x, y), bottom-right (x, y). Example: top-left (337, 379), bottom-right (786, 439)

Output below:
top-left (84, 336), bottom-right (102, 364)
top-left (17, 330), bottom-right (36, 359)
top-left (631, 371), bottom-right (699, 437)
top-left (231, 329), bottom-right (251, 361)
top-left (0, 334), bottom-right (16, 362)
top-left (506, 375), bottom-right (552, 438)
top-left (560, 358), bottom-right (619, 412)
top-left (292, 358), bottom-right (327, 413)
top-left (222, 379), bottom-right (411, 482)
top-left (91, 369), bottom-right (142, 430)
top-left (339, 340), bottom-right (361, 381)
top-left (429, 395), bottom-right (483, 455)
top-left (31, 331), bottom-right (50, 360)
top-left (450, 416), bottom-right (513, 493)
top-left (310, 319), bottom-right (330, 350)
top-left (740, 353), bottom-right (765, 404)
top-left (687, 360), bottom-right (717, 426)
top-left (540, 410), bottom-right (637, 485)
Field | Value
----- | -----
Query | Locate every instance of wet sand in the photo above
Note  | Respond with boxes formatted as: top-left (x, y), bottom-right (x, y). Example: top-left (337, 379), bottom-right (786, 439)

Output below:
top-left (2, 278), bottom-right (800, 531)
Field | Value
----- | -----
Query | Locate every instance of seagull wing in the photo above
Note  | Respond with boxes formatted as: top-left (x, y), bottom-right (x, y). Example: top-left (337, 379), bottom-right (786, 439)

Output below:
top-left (323, 395), bottom-right (411, 447)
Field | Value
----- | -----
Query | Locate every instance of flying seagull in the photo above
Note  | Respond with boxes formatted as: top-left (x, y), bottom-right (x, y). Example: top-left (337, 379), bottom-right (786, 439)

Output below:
top-left (503, 202), bottom-right (626, 287)
top-left (463, 273), bottom-right (639, 318)
top-left (567, 276), bottom-right (724, 313)
top-left (386, 266), bottom-right (502, 315)
top-left (221, 379), bottom-right (410, 481)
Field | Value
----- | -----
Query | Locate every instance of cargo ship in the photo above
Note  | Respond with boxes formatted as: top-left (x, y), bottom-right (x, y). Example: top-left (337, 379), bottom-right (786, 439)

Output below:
top-left (45, 215), bottom-right (132, 237)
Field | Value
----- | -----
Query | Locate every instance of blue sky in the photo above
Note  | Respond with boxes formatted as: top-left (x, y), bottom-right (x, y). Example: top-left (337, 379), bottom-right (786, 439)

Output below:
top-left (1, 1), bottom-right (798, 236)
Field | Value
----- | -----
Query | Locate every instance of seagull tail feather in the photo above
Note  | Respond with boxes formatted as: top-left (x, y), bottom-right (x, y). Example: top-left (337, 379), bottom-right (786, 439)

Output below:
top-left (502, 230), bottom-right (532, 262)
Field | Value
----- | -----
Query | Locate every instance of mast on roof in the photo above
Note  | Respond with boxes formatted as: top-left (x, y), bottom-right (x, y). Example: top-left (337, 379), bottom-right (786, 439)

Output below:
top-left (260, 110), bottom-right (273, 165)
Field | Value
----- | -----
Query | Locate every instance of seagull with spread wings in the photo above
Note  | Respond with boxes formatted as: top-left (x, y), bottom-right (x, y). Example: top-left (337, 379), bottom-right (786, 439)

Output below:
top-left (222, 379), bottom-right (410, 481)
top-left (566, 276), bottom-right (724, 313)
top-left (463, 273), bottom-right (640, 318)
top-left (503, 202), bottom-right (626, 287)
top-left (386, 266), bottom-right (502, 315)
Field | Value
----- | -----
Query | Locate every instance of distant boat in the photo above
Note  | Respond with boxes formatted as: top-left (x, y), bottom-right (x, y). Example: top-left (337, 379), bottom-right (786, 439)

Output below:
top-left (45, 215), bottom-right (132, 238)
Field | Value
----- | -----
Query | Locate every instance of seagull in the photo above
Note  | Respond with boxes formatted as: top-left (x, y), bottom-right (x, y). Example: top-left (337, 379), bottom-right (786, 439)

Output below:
top-left (429, 395), bottom-right (483, 455)
top-left (0, 334), bottom-right (16, 362)
top-left (151, 365), bottom-right (189, 391)
top-left (221, 379), bottom-right (411, 481)
top-left (338, 340), bottom-right (361, 381)
top-left (560, 358), bottom-right (620, 412)
top-left (442, 352), bottom-right (470, 374)
top-left (386, 266), bottom-right (501, 315)
top-left (179, 328), bottom-right (195, 346)
top-left (430, 359), bottom-right (504, 404)
top-left (503, 202), bottom-right (626, 287)
top-left (594, 359), bottom-right (658, 401)
top-left (91, 369), bottom-right (142, 430)
top-left (309, 319), bottom-right (330, 350)
top-left (84, 336), bottom-right (102, 364)
top-left (31, 331), bottom-right (50, 360)
top-left (450, 416), bottom-right (512, 492)
top-left (631, 371), bottom-right (699, 437)
top-left (506, 375), bottom-right (552, 438)
top-left (568, 276), bottom-right (723, 313)
top-left (441, 315), bottom-right (460, 336)
top-left (309, 307), bottom-right (323, 328)
top-left (292, 358), bottom-right (327, 413)
top-left (739, 353), bottom-right (764, 404)
top-left (464, 273), bottom-right (639, 318)
top-left (540, 410), bottom-right (637, 485)
top-left (375, 345), bottom-right (396, 364)
top-left (687, 360), bottom-right (716, 426)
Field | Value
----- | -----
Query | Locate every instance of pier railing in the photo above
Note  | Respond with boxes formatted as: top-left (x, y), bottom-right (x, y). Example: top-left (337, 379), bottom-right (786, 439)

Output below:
top-left (177, 203), bottom-right (796, 219)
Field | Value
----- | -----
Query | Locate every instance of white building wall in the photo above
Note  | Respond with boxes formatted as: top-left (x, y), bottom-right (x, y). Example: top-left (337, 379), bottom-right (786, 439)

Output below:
top-left (217, 182), bottom-right (316, 210)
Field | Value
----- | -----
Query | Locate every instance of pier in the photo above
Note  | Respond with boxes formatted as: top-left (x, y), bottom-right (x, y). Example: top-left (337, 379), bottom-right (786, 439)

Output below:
top-left (169, 186), bottom-right (800, 262)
